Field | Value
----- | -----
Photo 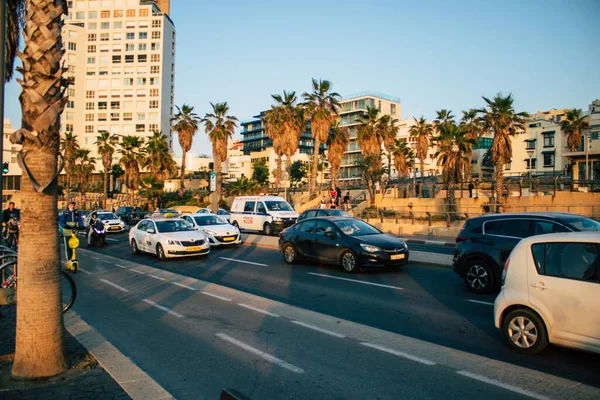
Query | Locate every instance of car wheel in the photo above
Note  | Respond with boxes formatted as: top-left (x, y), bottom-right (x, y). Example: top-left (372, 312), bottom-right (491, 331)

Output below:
top-left (341, 250), bottom-right (360, 273)
top-left (503, 308), bottom-right (548, 355)
top-left (263, 222), bottom-right (273, 236)
top-left (156, 243), bottom-right (166, 261)
top-left (282, 243), bottom-right (297, 264)
top-left (464, 259), bottom-right (495, 293)
top-left (131, 239), bottom-right (139, 255)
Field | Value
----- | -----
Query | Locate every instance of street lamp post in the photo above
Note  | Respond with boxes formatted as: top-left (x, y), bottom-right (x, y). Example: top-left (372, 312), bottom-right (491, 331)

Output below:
top-left (526, 150), bottom-right (534, 194)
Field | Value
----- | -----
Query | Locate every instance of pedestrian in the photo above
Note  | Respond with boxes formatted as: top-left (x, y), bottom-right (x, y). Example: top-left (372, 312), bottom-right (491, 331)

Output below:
top-left (468, 181), bottom-right (475, 198)
top-left (2, 202), bottom-right (20, 240)
top-left (59, 201), bottom-right (85, 261)
top-left (319, 196), bottom-right (327, 209)
top-left (329, 198), bottom-right (336, 209)
top-left (335, 186), bottom-right (342, 206)
top-left (343, 191), bottom-right (350, 210)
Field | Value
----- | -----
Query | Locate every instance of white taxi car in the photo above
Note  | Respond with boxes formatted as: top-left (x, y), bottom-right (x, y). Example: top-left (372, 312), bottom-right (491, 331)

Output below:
top-left (494, 232), bottom-right (599, 355)
top-left (85, 211), bottom-right (126, 233)
top-left (183, 214), bottom-right (241, 246)
top-left (129, 217), bottom-right (210, 260)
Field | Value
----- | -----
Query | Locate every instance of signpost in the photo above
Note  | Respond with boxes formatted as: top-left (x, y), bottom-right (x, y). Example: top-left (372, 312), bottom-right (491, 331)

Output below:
top-left (210, 171), bottom-right (216, 192)
top-left (210, 171), bottom-right (217, 213)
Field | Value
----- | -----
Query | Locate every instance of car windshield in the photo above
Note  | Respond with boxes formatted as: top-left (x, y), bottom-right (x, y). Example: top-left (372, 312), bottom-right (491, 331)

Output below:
top-left (328, 210), bottom-right (351, 217)
top-left (98, 213), bottom-right (118, 220)
top-left (159, 209), bottom-right (177, 214)
top-left (217, 209), bottom-right (229, 215)
top-left (193, 216), bottom-right (227, 226)
top-left (334, 219), bottom-right (381, 236)
top-left (563, 217), bottom-right (600, 232)
top-left (118, 207), bottom-right (132, 213)
top-left (155, 220), bottom-right (194, 233)
top-left (264, 201), bottom-right (293, 211)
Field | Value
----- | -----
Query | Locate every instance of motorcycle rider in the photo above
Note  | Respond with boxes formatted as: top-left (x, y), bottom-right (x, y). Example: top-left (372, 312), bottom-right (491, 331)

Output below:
top-left (2, 202), bottom-right (20, 240)
top-left (5, 213), bottom-right (19, 249)
top-left (87, 211), bottom-right (99, 247)
top-left (59, 201), bottom-right (85, 260)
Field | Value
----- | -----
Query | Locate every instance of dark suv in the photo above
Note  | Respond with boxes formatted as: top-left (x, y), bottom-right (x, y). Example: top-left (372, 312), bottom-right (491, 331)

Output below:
top-left (453, 212), bottom-right (600, 293)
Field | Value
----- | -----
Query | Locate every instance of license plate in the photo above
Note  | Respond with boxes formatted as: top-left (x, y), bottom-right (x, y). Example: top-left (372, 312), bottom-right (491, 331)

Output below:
top-left (187, 246), bottom-right (202, 252)
top-left (390, 254), bottom-right (405, 260)
top-left (109, 227), bottom-right (119, 230)
top-left (223, 236), bottom-right (235, 242)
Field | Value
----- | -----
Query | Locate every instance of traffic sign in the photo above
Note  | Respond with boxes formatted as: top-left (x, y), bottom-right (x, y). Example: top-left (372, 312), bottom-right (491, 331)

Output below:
top-left (210, 171), bottom-right (216, 192)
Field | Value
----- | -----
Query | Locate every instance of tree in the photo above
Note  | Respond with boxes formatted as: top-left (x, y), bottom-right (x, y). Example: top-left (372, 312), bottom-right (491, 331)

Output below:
top-left (388, 139), bottom-right (415, 178)
top-left (73, 149), bottom-right (96, 199)
top-left (143, 130), bottom-right (177, 182)
top-left (478, 93), bottom-right (528, 204)
top-left (289, 160), bottom-right (307, 187)
top-left (11, 0), bottom-right (69, 379)
top-left (228, 176), bottom-right (260, 196)
top-left (326, 121), bottom-right (349, 189)
top-left (251, 159), bottom-right (269, 185)
top-left (172, 104), bottom-right (200, 196)
top-left (356, 155), bottom-right (384, 205)
top-left (561, 108), bottom-right (589, 152)
top-left (380, 115), bottom-right (399, 179)
top-left (111, 163), bottom-right (125, 187)
top-left (60, 131), bottom-right (79, 200)
top-left (119, 136), bottom-right (146, 206)
top-left (460, 109), bottom-right (484, 182)
top-left (95, 130), bottom-right (118, 203)
top-left (409, 117), bottom-right (433, 195)
top-left (138, 176), bottom-right (164, 210)
top-left (202, 102), bottom-right (238, 212)
top-left (302, 78), bottom-right (341, 199)
top-left (434, 109), bottom-right (455, 131)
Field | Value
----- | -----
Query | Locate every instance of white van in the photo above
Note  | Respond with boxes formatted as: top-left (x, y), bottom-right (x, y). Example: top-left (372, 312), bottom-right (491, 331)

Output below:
top-left (230, 195), bottom-right (298, 235)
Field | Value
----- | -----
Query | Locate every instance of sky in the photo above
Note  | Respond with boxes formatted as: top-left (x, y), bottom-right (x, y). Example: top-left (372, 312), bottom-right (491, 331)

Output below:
top-left (4, 0), bottom-right (600, 157)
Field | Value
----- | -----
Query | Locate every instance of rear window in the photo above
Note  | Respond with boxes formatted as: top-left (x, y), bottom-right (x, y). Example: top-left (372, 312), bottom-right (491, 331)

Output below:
top-left (562, 217), bottom-right (600, 232)
top-left (484, 219), bottom-right (532, 238)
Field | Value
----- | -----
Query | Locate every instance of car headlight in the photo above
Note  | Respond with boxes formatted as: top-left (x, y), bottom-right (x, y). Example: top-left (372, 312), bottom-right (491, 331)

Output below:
top-left (167, 239), bottom-right (181, 245)
top-left (203, 229), bottom-right (216, 236)
top-left (360, 244), bottom-right (382, 253)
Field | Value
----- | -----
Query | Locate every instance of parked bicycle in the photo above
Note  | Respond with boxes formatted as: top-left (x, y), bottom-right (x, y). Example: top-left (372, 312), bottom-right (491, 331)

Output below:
top-left (0, 246), bottom-right (76, 313)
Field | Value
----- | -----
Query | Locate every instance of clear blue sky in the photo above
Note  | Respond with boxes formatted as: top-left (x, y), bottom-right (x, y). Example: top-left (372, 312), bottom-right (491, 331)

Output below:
top-left (4, 0), bottom-right (599, 157)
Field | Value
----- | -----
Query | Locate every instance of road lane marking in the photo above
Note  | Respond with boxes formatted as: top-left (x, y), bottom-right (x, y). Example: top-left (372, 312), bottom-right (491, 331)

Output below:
top-left (308, 273), bottom-right (404, 290)
top-left (90, 256), bottom-right (101, 260)
top-left (106, 238), bottom-right (119, 242)
top-left (142, 299), bottom-right (184, 318)
top-left (291, 321), bottom-right (345, 338)
top-left (148, 274), bottom-right (166, 281)
top-left (78, 267), bottom-right (92, 275)
top-left (115, 264), bottom-right (127, 269)
top-left (467, 300), bottom-right (495, 306)
top-left (361, 342), bottom-right (436, 366)
top-left (216, 333), bottom-right (304, 374)
top-left (100, 279), bottom-right (129, 293)
top-left (238, 303), bottom-right (280, 317)
top-left (202, 292), bottom-right (231, 301)
top-left (456, 370), bottom-right (549, 400)
top-left (171, 282), bottom-right (197, 291)
top-left (130, 269), bottom-right (146, 275)
top-left (219, 257), bottom-right (268, 267)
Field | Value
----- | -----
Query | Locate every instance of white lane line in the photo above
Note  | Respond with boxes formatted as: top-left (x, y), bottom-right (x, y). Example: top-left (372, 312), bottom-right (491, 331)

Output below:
top-left (202, 292), bottom-right (231, 301)
top-left (115, 264), bottom-right (128, 269)
top-left (467, 300), bottom-right (495, 306)
top-left (90, 256), bottom-right (101, 260)
top-left (100, 279), bottom-right (130, 293)
top-left (456, 370), bottom-right (550, 400)
top-left (237, 303), bottom-right (280, 317)
top-left (130, 269), bottom-right (146, 275)
top-left (216, 333), bottom-right (304, 374)
top-left (219, 257), bottom-right (268, 267)
top-left (148, 274), bottom-right (167, 281)
top-left (142, 299), bottom-right (184, 318)
top-left (291, 320), bottom-right (345, 338)
top-left (105, 238), bottom-right (119, 242)
top-left (308, 272), bottom-right (404, 290)
top-left (78, 267), bottom-right (92, 275)
top-left (171, 282), bottom-right (198, 291)
top-left (361, 342), bottom-right (436, 366)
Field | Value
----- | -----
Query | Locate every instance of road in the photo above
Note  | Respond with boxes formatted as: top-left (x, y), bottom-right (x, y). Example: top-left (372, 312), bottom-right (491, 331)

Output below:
top-left (65, 231), bottom-right (599, 399)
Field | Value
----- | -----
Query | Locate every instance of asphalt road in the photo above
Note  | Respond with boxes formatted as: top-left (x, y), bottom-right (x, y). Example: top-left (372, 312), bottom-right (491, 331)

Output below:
top-left (67, 231), bottom-right (599, 399)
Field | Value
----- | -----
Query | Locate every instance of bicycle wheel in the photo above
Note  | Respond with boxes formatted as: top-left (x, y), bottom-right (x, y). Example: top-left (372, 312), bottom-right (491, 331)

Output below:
top-left (61, 271), bottom-right (76, 313)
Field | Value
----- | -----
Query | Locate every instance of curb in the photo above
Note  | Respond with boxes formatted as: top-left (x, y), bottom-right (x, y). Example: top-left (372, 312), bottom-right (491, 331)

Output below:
top-left (404, 239), bottom-right (455, 247)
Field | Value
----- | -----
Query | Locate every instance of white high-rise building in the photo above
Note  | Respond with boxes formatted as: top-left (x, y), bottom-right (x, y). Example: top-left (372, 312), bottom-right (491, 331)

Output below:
top-left (62, 0), bottom-right (175, 169)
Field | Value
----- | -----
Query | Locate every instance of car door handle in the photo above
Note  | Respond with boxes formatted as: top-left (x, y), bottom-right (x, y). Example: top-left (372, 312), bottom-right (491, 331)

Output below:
top-left (530, 282), bottom-right (548, 290)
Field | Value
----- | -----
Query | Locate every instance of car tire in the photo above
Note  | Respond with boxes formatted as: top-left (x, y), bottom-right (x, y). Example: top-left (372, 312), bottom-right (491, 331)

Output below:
top-left (263, 222), bottom-right (273, 236)
top-left (464, 259), bottom-right (495, 293)
top-left (282, 243), bottom-right (297, 264)
top-left (503, 308), bottom-right (548, 355)
top-left (340, 250), bottom-right (360, 273)
top-left (156, 243), bottom-right (166, 261)
top-left (131, 239), bottom-right (139, 255)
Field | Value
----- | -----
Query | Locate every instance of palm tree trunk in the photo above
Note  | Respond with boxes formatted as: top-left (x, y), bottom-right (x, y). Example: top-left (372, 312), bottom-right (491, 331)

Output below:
top-left (103, 166), bottom-right (108, 207)
top-left (276, 155), bottom-right (282, 190)
top-left (494, 160), bottom-right (504, 212)
top-left (447, 176), bottom-right (456, 214)
top-left (12, 0), bottom-right (67, 379)
top-left (179, 151), bottom-right (187, 197)
top-left (214, 156), bottom-right (221, 213)
top-left (419, 159), bottom-right (425, 198)
top-left (310, 139), bottom-right (320, 199)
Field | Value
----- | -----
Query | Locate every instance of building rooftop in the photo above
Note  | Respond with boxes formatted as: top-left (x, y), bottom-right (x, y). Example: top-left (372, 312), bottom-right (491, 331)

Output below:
top-left (341, 91), bottom-right (401, 104)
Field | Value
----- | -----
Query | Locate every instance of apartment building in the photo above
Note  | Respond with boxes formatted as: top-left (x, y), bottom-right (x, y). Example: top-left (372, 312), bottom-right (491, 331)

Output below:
top-left (223, 140), bottom-right (252, 182)
top-left (564, 99), bottom-right (600, 181)
top-left (63, 0), bottom-right (175, 169)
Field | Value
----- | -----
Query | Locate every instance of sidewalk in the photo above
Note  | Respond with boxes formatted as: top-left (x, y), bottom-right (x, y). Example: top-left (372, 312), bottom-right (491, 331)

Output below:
top-left (0, 304), bottom-right (131, 400)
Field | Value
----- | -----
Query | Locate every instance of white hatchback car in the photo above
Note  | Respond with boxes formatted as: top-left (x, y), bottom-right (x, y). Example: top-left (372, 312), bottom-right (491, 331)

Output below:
top-left (85, 211), bottom-right (126, 232)
top-left (183, 214), bottom-right (241, 246)
top-left (129, 217), bottom-right (210, 260)
top-left (494, 232), bottom-right (600, 355)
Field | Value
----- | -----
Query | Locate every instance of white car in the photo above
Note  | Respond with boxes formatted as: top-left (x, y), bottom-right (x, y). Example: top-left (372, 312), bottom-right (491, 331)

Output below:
top-left (85, 211), bottom-right (126, 233)
top-left (129, 217), bottom-right (210, 260)
top-left (195, 207), bottom-right (231, 222)
top-left (494, 232), bottom-right (600, 355)
top-left (183, 214), bottom-right (241, 246)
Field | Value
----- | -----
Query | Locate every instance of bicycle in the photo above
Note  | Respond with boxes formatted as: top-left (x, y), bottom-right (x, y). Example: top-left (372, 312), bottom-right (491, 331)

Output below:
top-left (0, 247), bottom-right (76, 313)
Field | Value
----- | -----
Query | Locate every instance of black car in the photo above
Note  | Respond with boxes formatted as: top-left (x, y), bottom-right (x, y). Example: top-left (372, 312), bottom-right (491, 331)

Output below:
top-left (297, 208), bottom-right (352, 222)
top-left (279, 217), bottom-right (409, 273)
top-left (115, 206), bottom-right (148, 225)
top-left (453, 212), bottom-right (600, 294)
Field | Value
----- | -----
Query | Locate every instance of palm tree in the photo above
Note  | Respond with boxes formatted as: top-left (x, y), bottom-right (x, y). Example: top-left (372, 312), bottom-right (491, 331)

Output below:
top-left (388, 139), bottom-right (415, 178)
top-left (95, 130), bottom-right (118, 204)
top-left (202, 102), bottom-right (238, 211)
top-left (326, 121), bottom-right (350, 189)
top-left (138, 176), bottom-right (164, 210)
top-left (228, 176), bottom-right (261, 196)
top-left (60, 131), bottom-right (80, 200)
top-left (478, 93), bottom-right (529, 204)
top-left (11, 0), bottom-right (69, 379)
top-left (73, 149), bottom-right (96, 200)
top-left (409, 116), bottom-right (433, 195)
top-left (356, 106), bottom-right (383, 160)
top-left (380, 115), bottom-right (399, 180)
top-left (434, 109), bottom-right (455, 131)
top-left (302, 79), bottom-right (341, 199)
top-left (460, 109), bottom-right (484, 182)
top-left (355, 155), bottom-right (384, 205)
top-left (143, 130), bottom-right (176, 182)
top-left (171, 104), bottom-right (200, 196)
top-left (119, 136), bottom-right (146, 206)
top-left (561, 108), bottom-right (589, 152)
top-left (263, 106), bottom-right (285, 189)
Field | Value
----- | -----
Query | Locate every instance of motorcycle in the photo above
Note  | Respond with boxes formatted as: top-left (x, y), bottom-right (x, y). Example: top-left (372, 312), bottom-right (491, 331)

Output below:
top-left (90, 219), bottom-right (107, 247)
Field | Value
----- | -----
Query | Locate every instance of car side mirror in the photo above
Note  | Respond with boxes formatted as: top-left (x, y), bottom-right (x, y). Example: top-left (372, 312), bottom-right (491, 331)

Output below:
top-left (194, 226), bottom-right (199, 230)
top-left (147, 229), bottom-right (156, 234)
top-left (325, 232), bottom-right (336, 240)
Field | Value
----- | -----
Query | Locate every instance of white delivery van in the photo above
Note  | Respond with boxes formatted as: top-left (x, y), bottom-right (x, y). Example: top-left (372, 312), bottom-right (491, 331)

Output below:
top-left (230, 195), bottom-right (299, 235)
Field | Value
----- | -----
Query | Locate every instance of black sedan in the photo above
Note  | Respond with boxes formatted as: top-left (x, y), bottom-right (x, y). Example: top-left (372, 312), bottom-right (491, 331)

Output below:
top-left (279, 217), bottom-right (409, 273)
top-left (297, 208), bottom-right (352, 222)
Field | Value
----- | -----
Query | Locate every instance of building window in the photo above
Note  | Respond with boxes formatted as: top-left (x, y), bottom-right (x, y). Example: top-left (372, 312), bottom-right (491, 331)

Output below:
top-left (98, 101), bottom-right (107, 110)
top-left (98, 90), bottom-right (108, 98)
top-left (112, 55), bottom-right (121, 63)
top-left (525, 139), bottom-right (536, 149)
top-left (137, 113), bottom-right (145, 121)
top-left (124, 78), bottom-right (133, 86)
top-left (149, 88), bottom-right (159, 97)
top-left (504, 162), bottom-right (511, 170)
top-left (126, 9), bottom-right (135, 17)
top-left (85, 102), bottom-right (94, 110)
top-left (139, 20), bottom-right (149, 28)
top-left (150, 65), bottom-right (160, 74)
top-left (88, 22), bottom-right (97, 30)
top-left (101, 22), bottom-right (109, 29)
top-left (136, 89), bottom-right (147, 97)
top-left (543, 132), bottom-right (555, 147)
top-left (87, 57), bottom-right (96, 64)
top-left (543, 153), bottom-right (555, 168)
top-left (99, 44), bottom-right (109, 52)
top-left (150, 54), bottom-right (160, 62)
top-left (136, 124), bottom-right (145, 133)
top-left (151, 31), bottom-right (161, 39)
top-left (85, 113), bottom-right (94, 122)
top-left (100, 33), bottom-right (109, 41)
top-left (75, 11), bottom-right (84, 19)
top-left (123, 112), bottom-right (133, 121)
top-left (149, 124), bottom-right (158, 132)
top-left (138, 43), bottom-right (147, 51)
top-left (86, 90), bottom-right (95, 98)
top-left (111, 101), bottom-right (120, 109)
top-left (85, 125), bottom-right (94, 134)
top-left (139, 8), bottom-right (148, 17)
top-left (136, 77), bottom-right (146, 85)
top-left (390, 104), bottom-right (396, 116)
top-left (138, 54), bottom-right (147, 63)
top-left (87, 44), bottom-right (96, 53)
top-left (113, 44), bottom-right (122, 52)
top-left (149, 100), bottom-right (158, 109)
top-left (114, 21), bottom-right (122, 29)
top-left (152, 20), bottom-right (161, 28)
top-left (68, 42), bottom-right (76, 51)
top-left (139, 32), bottom-right (148, 40)
top-left (99, 68), bottom-right (108, 75)
top-left (110, 113), bottom-right (120, 121)
top-left (126, 32), bottom-right (134, 40)
top-left (66, 100), bottom-right (74, 108)
top-left (101, 10), bottom-right (110, 18)
top-left (99, 56), bottom-right (109, 64)
top-left (66, 124), bottom-right (74, 132)
top-left (114, 10), bottom-right (123, 17)
top-left (125, 55), bottom-right (134, 63)
top-left (526, 158), bottom-right (537, 169)
top-left (67, 88), bottom-right (76, 97)
top-left (151, 43), bottom-right (160, 51)
top-left (149, 77), bottom-right (158, 85)
top-left (125, 43), bottom-right (135, 51)
top-left (88, 11), bottom-right (97, 19)
top-left (88, 33), bottom-right (97, 41)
